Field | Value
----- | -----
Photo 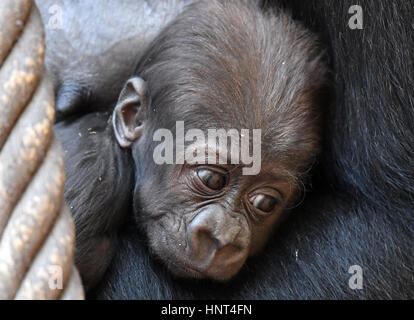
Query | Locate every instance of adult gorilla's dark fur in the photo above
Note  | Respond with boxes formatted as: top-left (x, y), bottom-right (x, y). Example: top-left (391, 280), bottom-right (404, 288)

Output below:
top-left (88, 0), bottom-right (413, 299)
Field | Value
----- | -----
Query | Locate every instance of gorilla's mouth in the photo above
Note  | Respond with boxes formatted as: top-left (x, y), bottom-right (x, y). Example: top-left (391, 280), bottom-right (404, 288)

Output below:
top-left (166, 254), bottom-right (240, 282)
top-left (167, 259), bottom-right (207, 279)
top-left (149, 226), bottom-right (248, 282)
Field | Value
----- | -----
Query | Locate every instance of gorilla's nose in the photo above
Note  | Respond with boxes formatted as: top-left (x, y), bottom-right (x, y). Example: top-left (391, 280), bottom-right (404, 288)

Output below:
top-left (187, 207), bottom-right (250, 281)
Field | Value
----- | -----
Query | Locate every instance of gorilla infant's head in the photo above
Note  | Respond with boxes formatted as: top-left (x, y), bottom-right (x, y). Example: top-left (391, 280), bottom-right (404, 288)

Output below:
top-left (112, 0), bottom-right (327, 281)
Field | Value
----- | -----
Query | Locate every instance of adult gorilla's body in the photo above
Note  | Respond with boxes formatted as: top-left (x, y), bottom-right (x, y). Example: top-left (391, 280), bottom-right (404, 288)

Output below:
top-left (46, 0), bottom-right (413, 299)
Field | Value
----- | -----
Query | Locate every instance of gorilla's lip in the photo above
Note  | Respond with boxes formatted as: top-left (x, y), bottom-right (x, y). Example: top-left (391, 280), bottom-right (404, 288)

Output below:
top-left (170, 255), bottom-right (239, 282)
top-left (169, 259), bottom-right (207, 279)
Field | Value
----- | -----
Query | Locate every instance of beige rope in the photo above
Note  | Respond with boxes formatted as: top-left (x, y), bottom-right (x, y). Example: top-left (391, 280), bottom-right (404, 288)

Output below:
top-left (0, 0), bottom-right (84, 300)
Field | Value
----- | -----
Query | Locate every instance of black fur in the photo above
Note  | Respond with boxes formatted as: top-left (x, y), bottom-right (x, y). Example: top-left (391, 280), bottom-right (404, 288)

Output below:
top-left (55, 112), bottom-right (134, 290)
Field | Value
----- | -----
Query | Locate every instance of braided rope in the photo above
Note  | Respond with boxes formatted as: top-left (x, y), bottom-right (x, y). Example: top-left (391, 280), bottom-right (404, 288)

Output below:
top-left (0, 0), bottom-right (84, 299)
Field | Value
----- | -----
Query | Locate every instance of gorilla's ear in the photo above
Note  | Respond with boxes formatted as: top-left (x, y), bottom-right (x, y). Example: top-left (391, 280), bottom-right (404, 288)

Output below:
top-left (112, 77), bottom-right (150, 148)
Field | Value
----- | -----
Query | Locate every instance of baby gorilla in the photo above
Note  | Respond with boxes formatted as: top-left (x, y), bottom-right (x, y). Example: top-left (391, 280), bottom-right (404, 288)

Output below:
top-left (56, 0), bottom-right (327, 288)
top-left (112, 0), bottom-right (328, 281)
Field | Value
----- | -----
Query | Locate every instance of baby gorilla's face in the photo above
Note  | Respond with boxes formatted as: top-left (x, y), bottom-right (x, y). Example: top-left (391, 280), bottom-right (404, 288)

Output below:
top-left (133, 142), bottom-right (298, 281)
top-left (111, 0), bottom-right (327, 282)
top-left (137, 168), bottom-right (296, 280)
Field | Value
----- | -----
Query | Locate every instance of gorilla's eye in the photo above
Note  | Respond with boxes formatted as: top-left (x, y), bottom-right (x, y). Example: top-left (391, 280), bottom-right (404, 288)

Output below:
top-left (248, 188), bottom-right (284, 216)
top-left (197, 169), bottom-right (227, 191)
top-left (249, 194), bottom-right (277, 212)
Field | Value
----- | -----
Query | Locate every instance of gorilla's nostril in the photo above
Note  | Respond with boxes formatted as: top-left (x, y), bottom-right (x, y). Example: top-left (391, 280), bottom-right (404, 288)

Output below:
top-left (188, 222), bottom-right (247, 274)
top-left (185, 208), bottom-right (250, 279)
top-left (190, 228), bottom-right (217, 260)
top-left (214, 224), bottom-right (242, 249)
top-left (188, 225), bottom-right (247, 278)
top-left (214, 244), bottom-right (245, 266)
top-left (204, 244), bottom-right (248, 281)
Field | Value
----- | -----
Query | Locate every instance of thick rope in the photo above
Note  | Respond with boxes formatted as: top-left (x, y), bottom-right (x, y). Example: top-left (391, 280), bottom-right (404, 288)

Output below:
top-left (0, 0), bottom-right (84, 299)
